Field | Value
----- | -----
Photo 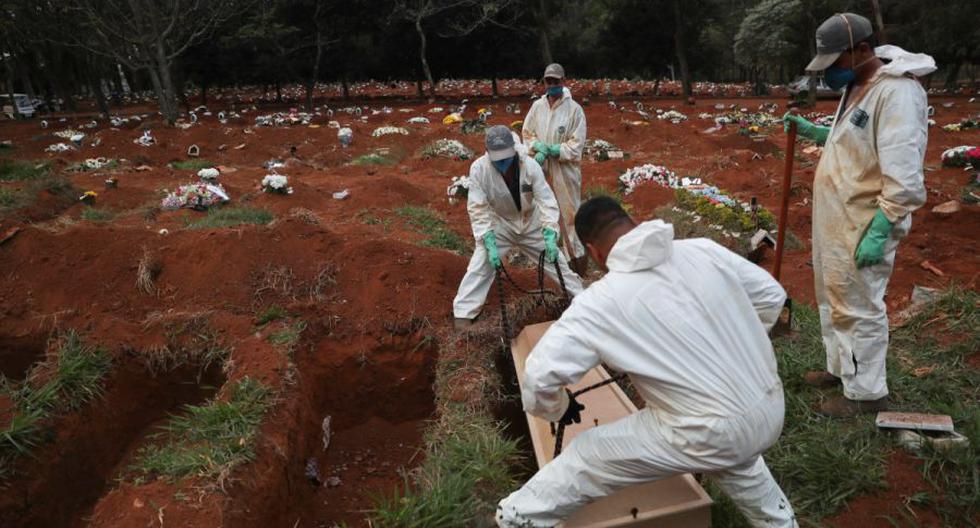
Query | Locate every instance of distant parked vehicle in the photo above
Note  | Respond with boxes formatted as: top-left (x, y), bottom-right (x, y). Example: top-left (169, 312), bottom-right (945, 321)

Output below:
top-left (787, 76), bottom-right (843, 99)
top-left (1, 93), bottom-right (40, 118)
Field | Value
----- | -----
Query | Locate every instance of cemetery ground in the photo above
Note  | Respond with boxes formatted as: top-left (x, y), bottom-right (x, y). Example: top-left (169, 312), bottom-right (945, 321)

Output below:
top-left (0, 90), bottom-right (977, 527)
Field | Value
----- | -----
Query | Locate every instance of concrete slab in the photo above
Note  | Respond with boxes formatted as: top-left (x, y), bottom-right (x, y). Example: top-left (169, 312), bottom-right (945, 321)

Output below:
top-left (511, 321), bottom-right (712, 527)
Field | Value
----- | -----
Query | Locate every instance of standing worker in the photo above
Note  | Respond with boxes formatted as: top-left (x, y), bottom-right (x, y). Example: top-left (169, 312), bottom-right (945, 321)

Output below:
top-left (453, 125), bottom-right (583, 329)
top-left (523, 63), bottom-right (589, 275)
top-left (783, 13), bottom-right (935, 417)
top-left (496, 197), bottom-right (797, 527)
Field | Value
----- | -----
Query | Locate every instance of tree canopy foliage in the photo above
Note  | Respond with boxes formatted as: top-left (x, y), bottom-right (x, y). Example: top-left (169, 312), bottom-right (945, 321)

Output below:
top-left (0, 0), bottom-right (975, 119)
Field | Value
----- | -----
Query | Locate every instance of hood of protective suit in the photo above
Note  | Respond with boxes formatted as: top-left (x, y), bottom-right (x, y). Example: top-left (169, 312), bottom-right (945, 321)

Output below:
top-left (606, 220), bottom-right (674, 273)
top-left (876, 45), bottom-right (936, 77)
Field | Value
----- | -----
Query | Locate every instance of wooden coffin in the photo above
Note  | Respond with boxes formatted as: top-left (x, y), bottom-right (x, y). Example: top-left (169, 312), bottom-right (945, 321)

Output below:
top-left (511, 322), bottom-right (712, 528)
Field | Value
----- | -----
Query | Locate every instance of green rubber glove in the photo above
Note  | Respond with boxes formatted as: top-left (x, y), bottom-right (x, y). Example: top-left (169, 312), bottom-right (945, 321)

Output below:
top-left (854, 209), bottom-right (894, 268)
top-left (534, 151), bottom-right (547, 165)
top-left (783, 112), bottom-right (830, 145)
top-left (542, 228), bottom-right (559, 263)
top-left (532, 140), bottom-right (548, 156)
top-left (483, 230), bottom-right (502, 268)
top-left (546, 143), bottom-right (562, 158)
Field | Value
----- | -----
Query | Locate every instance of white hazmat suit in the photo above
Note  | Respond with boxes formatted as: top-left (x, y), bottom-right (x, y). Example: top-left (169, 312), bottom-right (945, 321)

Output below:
top-left (452, 153), bottom-right (583, 320)
top-left (497, 220), bottom-right (797, 527)
top-left (523, 87), bottom-right (588, 260)
top-left (812, 45), bottom-right (934, 401)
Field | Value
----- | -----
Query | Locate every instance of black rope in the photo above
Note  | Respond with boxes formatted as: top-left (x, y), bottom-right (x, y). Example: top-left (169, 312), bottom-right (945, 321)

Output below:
top-left (552, 373), bottom-right (630, 458)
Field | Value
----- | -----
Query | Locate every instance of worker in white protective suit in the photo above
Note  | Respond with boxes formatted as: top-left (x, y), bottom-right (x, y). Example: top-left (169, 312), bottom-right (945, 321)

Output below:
top-left (453, 125), bottom-right (583, 328)
top-left (496, 196), bottom-right (798, 527)
top-left (783, 13), bottom-right (933, 417)
top-left (523, 63), bottom-right (589, 276)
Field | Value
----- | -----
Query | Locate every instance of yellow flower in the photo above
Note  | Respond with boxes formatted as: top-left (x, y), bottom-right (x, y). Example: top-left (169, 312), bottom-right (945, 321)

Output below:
top-left (83, 191), bottom-right (98, 197)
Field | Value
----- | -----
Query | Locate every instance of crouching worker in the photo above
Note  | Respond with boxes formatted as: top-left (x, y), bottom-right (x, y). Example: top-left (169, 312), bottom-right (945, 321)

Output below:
top-left (496, 196), bottom-right (798, 527)
top-left (453, 125), bottom-right (584, 329)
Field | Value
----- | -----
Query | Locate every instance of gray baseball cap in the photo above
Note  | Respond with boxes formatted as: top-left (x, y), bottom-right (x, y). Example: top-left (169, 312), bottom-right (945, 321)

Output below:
top-left (485, 125), bottom-right (516, 161)
top-left (805, 13), bottom-right (873, 72)
top-left (543, 63), bottom-right (565, 80)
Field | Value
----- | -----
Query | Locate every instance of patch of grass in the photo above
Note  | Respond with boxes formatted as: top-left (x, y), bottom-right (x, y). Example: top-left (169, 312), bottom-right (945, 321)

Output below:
top-left (138, 312), bottom-right (229, 377)
top-left (676, 188), bottom-right (777, 232)
top-left (0, 332), bottom-right (112, 476)
top-left (130, 377), bottom-right (273, 483)
top-left (255, 305), bottom-right (289, 326)
top-left (760, 288), bottom-right (979, 524)
top-left (352, 152), bottom-right (395, 165)
top-left (0, 187), bottom-right (17, 207)
top-left (0, 159), bottom-right (48, 182)
top-left (372, 411), bottom-right (520, 527)
top-left (268, 320), bottom-right (306, 350)
top-left (358, 209), bottom-right (392, 231)
top-left (185, 206), bottom-right (273, 230)
top-left (80, 207), bottom-right (115, 222)
top-left (169, 159), bottom-right (215, 171)
top-left (395, 205), bottom-right (470, 255)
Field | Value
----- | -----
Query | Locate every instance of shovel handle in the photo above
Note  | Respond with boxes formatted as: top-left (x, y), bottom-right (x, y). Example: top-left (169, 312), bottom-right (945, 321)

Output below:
top-left (773, 121), bottom-right (796, 281)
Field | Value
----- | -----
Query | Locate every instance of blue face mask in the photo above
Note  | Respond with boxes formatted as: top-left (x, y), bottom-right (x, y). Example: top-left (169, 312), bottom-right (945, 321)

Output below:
top-left (492, 156), bottom-right (515, 174)
top-left (546, 85), bottom-right (563, 97)
top-left (824, 65), bottom-right (855, 91)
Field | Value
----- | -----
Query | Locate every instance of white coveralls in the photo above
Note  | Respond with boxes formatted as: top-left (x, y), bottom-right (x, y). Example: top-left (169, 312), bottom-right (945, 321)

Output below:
top-left (497, 221), bottom-right (797, 528)
top-left (812, 45), bottom-right (934, 401)
top-left (452, 153), bottom-right (584, 320)
top-left (522, 87), bottom-right (588, 260)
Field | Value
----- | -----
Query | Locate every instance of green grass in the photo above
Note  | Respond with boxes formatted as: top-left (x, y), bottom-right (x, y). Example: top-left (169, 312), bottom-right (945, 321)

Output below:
top-left (371, 411), bottom-right (520, 527)
top-left (185, 206), bottom-right (273, 229)
top-left (750, 288), bottom-right (980, 524)
top-left (0, 332), bottom-right (112, 476)
top-left (352, 152), bottom-right (395, 165)
top-left (0, 187), bottom-right (17, 207)
top-left (675, 188), bottom-right (777, 232)
top-left (169, 159), bottom-right (215, 171)
top-left (255, 305), bottom-right (289, 326)
top-left (129, 377), bottom-right (273, 482)
top-left (395, 205), bottom-right (470, 255)
top-left (268, 320), bottom-right (307, 356)
top-left (80, 208), bottom-right (115, 222)
top-left (0, 159), bottom-right (48, 182)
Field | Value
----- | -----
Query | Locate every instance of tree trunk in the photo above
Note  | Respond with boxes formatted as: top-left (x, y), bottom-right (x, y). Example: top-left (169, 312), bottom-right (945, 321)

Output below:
top-left (491, 78), bottom-right (498, 98)
top-left (307, 1), bottom-right (324, 113)
top-left (536, 0), bottom-right (553, 64)
top-left (415, 16), bottom-right (435, 100)
top-left (671, 0), bottom-right (692, 98)
top-left (342, 77), bottom-right (350, 100)
top-left (806, 7), bottom-right (818, 108)
top-left (200, 79), bottom-right (207, 106)
top-left (869, 0), bottom-right (887, 44)
top-left (945, 60), bottom-right (962, 92)
top-left (91, 75), bottom-right (110, 117)
top-left (3, 51), bottom-right (21, 119)
top-left (275, 78), bottom-right (282, 103)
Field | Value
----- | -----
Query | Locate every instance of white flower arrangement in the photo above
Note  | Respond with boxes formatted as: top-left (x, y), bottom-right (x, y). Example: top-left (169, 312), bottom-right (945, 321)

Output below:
top-left (261, 174), bottom-right (293, 195)
top-left (657, 110), bottom-right (688, 124)
top-left (407, 116), bottom-right (430, 125)
top-left (337, 127), bottom-right (353, 147)
top-left (618, 164), bottom-right (680, 195)
top-left (698, 112), bottom-right (713, 120)
top-left (585, 139), bottom-right (624, 161)
top-left (45, 143), bottom-right (72, 152)
top-left (446, 175), bottom-right (470, 204)
top-left (160, 183), bottom-right (230, 210)
top-left (371, 126), bottom-right (409, 137)
top-left (197, 167), bottom-right (220, 182)
top-left (424, 139), bottom-right (473, 160)
top-left (53, 129), bottom-right (84, 140)
top-left (134, 130), bottom-right (155, 147)
top-left (84, 157), bottom-right (110, 170)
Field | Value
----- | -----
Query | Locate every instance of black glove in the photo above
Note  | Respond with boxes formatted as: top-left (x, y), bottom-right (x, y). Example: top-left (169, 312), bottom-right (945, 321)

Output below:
top-left (558, 389), bottom-right (585, 426)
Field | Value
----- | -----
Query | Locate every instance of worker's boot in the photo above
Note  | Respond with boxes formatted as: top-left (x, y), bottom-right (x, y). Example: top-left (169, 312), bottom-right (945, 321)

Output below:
top-left (569, 256), bottom-right (589, 277)
top-left (453, 317), bottom-right (474, 331)
top-left (803, 371), bottom-right (841, 388)
top-left (818, 395), bottom-right (889, 418)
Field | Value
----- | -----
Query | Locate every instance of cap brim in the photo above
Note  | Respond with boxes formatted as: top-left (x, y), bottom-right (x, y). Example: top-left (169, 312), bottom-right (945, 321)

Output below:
top-left (805, 51), bottom-right (841, 72)
top-left (487, 146), bottom-right (516, 161)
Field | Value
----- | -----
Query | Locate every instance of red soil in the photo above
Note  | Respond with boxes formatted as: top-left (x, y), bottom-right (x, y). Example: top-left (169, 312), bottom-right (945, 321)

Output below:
top-left (826, 451), bottom-right (943, 528)
top-left (0, 89), bottom-right (976, 526)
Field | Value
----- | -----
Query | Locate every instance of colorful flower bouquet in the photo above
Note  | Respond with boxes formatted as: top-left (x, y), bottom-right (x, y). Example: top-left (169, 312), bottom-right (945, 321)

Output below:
top-left (161, 183), bottom-right (230, 210)
top-left (941, 146), bottom-right (978, 168)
